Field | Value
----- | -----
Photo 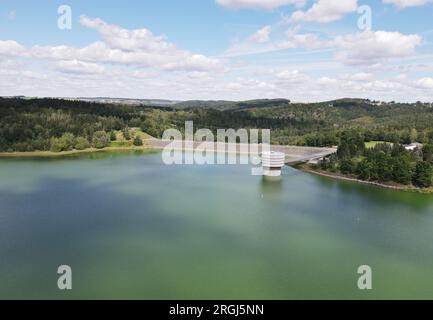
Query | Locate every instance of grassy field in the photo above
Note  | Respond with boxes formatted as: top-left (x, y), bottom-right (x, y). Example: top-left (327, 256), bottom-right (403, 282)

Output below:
top-left (365, 141), bottom-right (394, 148)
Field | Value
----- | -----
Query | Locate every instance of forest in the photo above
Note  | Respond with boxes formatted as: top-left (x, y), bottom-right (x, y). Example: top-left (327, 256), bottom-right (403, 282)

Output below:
top-left (1, 97), bottom-right (433, 154)
top-left (316, 130), bottom-right (433, 188)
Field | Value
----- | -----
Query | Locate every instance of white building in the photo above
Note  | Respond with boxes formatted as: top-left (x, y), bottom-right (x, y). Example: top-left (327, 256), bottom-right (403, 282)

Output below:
top-left (404, 143), bottom-right (423, 151)
top-left (261, 151), bottom-right (285, 177)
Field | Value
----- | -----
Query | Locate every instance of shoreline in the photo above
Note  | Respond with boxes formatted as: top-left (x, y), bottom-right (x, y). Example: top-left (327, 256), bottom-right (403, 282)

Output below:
top-left (297, 164), bottom-right (433, 194)
top-left (2, 144), bottom-right (432, 194)
top-left (0, 140), bottom-right (335, 159)
top-left (0, 146), bottom-right (158, 158)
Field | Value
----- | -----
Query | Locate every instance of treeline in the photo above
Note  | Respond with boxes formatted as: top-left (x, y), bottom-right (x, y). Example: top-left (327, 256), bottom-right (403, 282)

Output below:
top-left (2, 97), bottom-right (433, 153)
top-left (301, 127), bottom-right (433, 147)
top-left (317, 130), bottom-right (433, 188)
top-left (0, 98), bottom-right (158, 152)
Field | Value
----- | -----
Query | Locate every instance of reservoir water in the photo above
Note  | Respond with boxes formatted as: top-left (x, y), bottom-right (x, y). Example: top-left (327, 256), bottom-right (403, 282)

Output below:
top-left (1, 151), bottom-right (433, 299)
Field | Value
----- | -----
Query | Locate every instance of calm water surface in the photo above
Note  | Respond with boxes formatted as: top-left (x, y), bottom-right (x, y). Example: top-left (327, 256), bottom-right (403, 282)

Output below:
top-left (1, 151), bottom-right (433, 299)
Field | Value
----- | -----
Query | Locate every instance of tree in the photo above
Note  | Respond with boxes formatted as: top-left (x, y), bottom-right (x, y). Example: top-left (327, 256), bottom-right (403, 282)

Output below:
top-left (422, 144), bottom-right (433, 163)
top-left (337, 142), bottom-right (351, 160)
top-left (49, 133), bottom-right (75, 152)
top-left (391, 144), bottom-right (407, 157)
top-left (92, 131), bottom-right (110, 149)
top-left (122, 128), bottom-right (131, 140)
top-left (50, 137), bottom-right (63, 152)
top-left (400, 131), bottom-right (411, 145)
top-left (413, 161), bottom-right (433, 188)
top-left (373, 152), bottom-right (393, 182)
top-left (75, 137), bottom-right (90, 150)
top-left (110, 131), bottom-right (117, 141)
top-left (340, 159), bottom-right (355, 174)
top-left (357, 159), bottom-right (372, 180)
top-left (410, 128), bottom-right (418, 143)
top-left (392, 156), bottom-right (413, 185)
top-left (133, 135), bottom-right (143, 146)
top-left (60, 133), bottom-right (75, 151)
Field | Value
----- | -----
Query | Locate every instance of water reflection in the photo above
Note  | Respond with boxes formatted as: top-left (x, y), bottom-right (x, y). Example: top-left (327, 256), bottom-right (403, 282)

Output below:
top-left (260, 176), bottom-right (283, 195)
top-left (312, 173), bottom-right (433, 211)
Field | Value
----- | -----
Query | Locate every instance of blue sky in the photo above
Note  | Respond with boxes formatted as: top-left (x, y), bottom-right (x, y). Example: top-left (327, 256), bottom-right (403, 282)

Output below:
top-left (1, 0), bottom-right (433, 101)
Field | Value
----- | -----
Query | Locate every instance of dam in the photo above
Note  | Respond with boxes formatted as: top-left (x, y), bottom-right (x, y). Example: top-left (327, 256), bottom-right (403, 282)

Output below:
top-left (147, 138), bottom-right (336, 165)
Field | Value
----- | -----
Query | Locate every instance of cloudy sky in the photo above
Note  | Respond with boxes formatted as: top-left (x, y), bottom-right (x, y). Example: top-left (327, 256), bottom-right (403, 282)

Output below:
top-left (1, 0), bottom-right (433, 102)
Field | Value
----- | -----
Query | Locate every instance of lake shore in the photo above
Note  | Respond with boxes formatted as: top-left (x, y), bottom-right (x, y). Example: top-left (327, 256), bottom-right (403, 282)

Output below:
top-left (4, 144), bottom-right (430, 194)
top-left (296, 164), bottom-right (433, 194)
top-left (0, 145), bottom-right (158, 158)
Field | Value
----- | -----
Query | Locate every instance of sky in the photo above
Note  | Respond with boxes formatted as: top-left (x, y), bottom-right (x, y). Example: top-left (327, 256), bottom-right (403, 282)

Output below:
top-left (1, 0), bottom-right (433, 102)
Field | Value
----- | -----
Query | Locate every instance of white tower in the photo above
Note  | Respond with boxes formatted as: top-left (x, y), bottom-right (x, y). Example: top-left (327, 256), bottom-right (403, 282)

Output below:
top-left (261, 151), bottom-right (285, 177)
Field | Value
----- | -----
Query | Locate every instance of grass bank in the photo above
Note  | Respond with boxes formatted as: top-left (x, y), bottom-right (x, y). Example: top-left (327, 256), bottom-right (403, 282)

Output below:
top-left (0, 145), bottom-right (158, 158)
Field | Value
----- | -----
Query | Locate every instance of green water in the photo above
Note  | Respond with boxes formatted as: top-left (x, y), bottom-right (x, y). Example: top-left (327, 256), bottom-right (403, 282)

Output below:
top-left (1, 150), bottom-right (433, 299)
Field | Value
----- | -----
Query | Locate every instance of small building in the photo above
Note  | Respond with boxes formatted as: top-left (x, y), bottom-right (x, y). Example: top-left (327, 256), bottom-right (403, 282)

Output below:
top-left (308, 157), bottom-right (324, 165)
top-left (261, 151), bottom-right (285, 177)
top-left (404, 143), bottom-right (423, 151)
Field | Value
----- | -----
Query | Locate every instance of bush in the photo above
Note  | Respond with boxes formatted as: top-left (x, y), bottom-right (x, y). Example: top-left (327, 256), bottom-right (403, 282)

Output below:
top-left (340, 159), bottom-right (355, 174)
top-left (356, 159), bottom-right (372, 181)
top-left (133, 135), bottom-right (143, 146)
top-left (75, 137), bottom-right (90, 150)
top-left (50, 137), bottom-right (63, 152)
top-left (110, 131), bottom-right (117, 141)
top-left (92, 131), bottom-right (110, 149)
top-left (123, 128), bottom-right (131, 140)
top-left (60, 133), bottom-right (76, 151)
top-left (50, 133), bottom-right (75, 152)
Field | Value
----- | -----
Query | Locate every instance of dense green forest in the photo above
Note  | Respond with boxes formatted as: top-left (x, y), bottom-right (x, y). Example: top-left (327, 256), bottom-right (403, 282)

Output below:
top-left (316, 130), bottom-right (433, 188)
top-left (1, 97), bottom-right (433, 153)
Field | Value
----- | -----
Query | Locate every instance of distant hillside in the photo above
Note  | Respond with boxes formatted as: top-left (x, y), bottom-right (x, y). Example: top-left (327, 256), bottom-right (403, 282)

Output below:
top-left (1, 97), bottom-right (433, 151)
top-left (173, 98), bottom-right (291, 110)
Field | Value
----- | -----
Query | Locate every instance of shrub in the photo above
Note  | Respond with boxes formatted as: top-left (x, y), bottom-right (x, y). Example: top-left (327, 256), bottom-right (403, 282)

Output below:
top-left (122, 128), bottom-right (131, 140)
top-left (50, 137), bottom-right (63, 152)
top-left (110, 131), bottom-right (117, 141)
top-left (133, 135), bottom-right (143, 146)
top-left (92, 131), bottom-right (110, 149)
top-left (75, 137), bottom-right (90, 150)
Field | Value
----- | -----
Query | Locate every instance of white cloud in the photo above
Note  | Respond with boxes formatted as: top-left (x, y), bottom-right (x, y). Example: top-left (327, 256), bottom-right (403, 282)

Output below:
top-left (228, 78), bottom-right (275, 91)
top-left (414, 77), bottom-right (433, 89)
top-left (54, 60), bottom-right (105, 75)
top-left (275, 69), bottom-right (310, 82)
top-left (341, 72), bottom-right (374, 81)
top-left (363, 80), bottom-right (403, 91)
top-left (250, 26), bottom-right (272, 43)
top-left (224, 25), bottom-right (324, 57)
top-left (333, 30), bottom-right (422, 65)
top-left (0, 40), bottom-right (25, 56)
top-left (317, 76), bottom-right (338, 85)
top-left (216, 0), bottom-right (306, 10)
top-left (383, 0), bottom-right (432, 8)
top-left (0, 17), bottom-right (221, 72)
top-left (0, 11), bottom-right (431, 102)
top-left (277, 26), bottom-right (324, 49)
top-left (224, 27), bottom-right (422, 68)
top-left (291, 0), bottom-right (358, 23)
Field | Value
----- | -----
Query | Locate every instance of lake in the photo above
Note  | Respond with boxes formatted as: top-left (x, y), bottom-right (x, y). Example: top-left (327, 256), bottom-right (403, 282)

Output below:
top-left (1, 150), bottom-right (433, 299)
